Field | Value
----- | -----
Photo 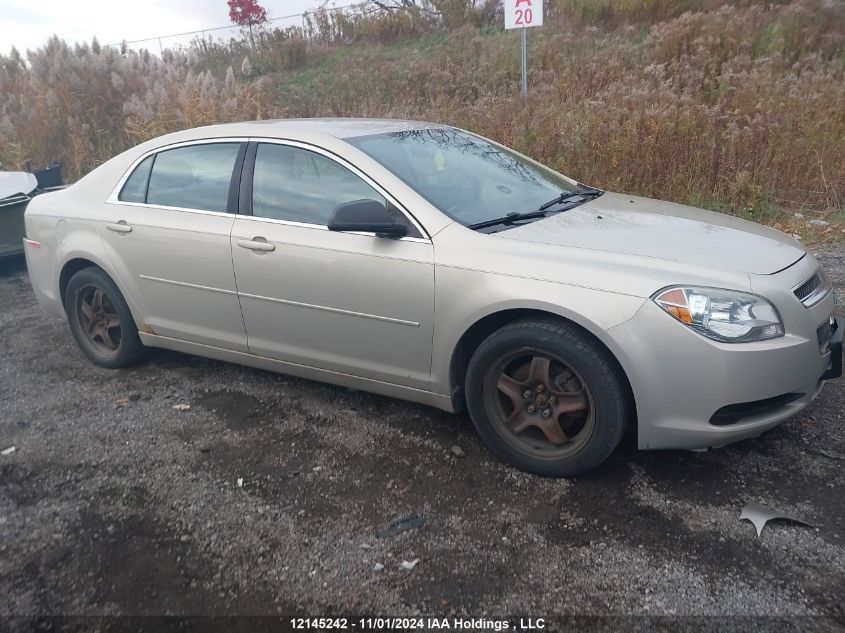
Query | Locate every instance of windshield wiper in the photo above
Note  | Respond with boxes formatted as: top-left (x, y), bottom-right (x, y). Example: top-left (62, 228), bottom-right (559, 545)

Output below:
top-left (468, 186), bottom-right (604, 231)
top-left (538, 187), bottom-right (603, 211)
top-left (468, 210), bottom-right (551, 231)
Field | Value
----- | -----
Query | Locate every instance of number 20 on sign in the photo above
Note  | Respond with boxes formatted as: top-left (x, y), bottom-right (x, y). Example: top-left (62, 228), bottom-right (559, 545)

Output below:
top-left (505, 0), bottom-right (544, 29)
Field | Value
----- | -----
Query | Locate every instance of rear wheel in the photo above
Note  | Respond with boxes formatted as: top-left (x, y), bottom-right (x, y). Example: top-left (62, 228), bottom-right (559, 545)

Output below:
top-left (465, 319), bottom-right (629, 477)
top-left (64, 267), bottom-right (145, 368)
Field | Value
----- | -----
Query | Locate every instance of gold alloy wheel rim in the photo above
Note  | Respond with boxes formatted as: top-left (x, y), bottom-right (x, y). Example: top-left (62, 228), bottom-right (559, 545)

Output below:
top-left (482, 349), bottom-right (595, 460)
top-left (75, 284), bottom-right (122, 355)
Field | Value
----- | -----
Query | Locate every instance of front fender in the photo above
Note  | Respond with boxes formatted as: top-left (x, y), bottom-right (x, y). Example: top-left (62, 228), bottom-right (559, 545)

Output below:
top-left (430, 265), bottom-right (647, 395)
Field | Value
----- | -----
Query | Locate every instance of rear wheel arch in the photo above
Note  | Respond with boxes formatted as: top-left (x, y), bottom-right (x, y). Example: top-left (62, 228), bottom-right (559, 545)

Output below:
top-left (58, 256), bottom-right (144, 326)
top-left (449, 309), bottom-right (637, 424)
top-left (59, 258), bottom-right (100, 307)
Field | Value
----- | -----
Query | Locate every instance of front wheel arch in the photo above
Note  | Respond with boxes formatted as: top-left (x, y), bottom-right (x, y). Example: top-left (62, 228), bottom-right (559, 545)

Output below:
top-left (449, 309), bottom-right (637, 429)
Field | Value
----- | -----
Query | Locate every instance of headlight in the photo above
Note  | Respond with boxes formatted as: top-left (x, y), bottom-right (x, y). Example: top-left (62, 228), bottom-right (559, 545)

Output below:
top-left (652, 286), bottom-right (784, 343)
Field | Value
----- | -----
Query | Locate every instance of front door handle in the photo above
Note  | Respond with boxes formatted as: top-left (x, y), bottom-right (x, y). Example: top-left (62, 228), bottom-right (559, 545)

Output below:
top-left (106, 221), bottom-right (132, 234)
top-left (236, 238), bottom-right (275, 252)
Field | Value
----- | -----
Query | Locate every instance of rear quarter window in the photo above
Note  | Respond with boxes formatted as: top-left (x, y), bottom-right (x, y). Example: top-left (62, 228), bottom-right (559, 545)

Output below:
top-left (118, 155), bottom-right (154, 203)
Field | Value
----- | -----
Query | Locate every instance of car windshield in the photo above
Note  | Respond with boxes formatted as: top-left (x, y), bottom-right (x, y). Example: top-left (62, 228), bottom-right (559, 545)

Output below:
top-left (348, 128), bottom-right (580, 228)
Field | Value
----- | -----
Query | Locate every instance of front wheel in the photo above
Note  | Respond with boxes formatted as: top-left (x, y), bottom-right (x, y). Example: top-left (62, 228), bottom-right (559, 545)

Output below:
top-left (464, 319), bottom-right (630, 477)
top-left (64, 267), bottom-right (145, 369)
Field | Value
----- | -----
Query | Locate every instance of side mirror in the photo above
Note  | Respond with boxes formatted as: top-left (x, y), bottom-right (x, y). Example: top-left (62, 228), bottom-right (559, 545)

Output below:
top-left (328, 199), bottom-right (408, 237)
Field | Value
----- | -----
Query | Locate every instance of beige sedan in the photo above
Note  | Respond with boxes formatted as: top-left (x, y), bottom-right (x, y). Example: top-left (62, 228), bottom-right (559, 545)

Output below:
top-left (24, 119), bottom-right (842, 476)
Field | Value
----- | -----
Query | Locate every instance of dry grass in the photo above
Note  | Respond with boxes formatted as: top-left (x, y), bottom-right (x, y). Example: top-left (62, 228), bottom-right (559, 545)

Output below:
top-left (1, 0), bottom-right (843, 240)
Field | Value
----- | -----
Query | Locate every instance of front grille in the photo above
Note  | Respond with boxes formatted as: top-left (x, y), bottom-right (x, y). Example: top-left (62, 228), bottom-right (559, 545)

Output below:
top-left (794, 273), bottom-right (821, 303)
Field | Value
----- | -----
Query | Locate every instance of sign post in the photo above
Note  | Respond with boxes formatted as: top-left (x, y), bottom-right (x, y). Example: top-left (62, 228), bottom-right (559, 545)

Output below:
top-left (504, 0), bottom-right (543, 100)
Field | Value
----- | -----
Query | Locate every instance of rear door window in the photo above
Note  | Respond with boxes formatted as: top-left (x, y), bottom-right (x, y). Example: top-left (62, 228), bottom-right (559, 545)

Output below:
top-left (145, 143), bottom-right (241, 212)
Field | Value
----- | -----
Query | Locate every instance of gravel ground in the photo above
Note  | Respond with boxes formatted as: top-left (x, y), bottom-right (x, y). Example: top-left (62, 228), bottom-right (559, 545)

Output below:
top-left (0, 248), bottom-right (843, 628)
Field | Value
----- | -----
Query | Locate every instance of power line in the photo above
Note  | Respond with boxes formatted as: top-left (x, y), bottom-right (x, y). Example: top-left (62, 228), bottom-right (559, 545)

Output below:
top-left (105, 3), bottom-right (364, 48)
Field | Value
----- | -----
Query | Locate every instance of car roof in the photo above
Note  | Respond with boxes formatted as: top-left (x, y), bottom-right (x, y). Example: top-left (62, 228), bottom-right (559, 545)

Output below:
top-left (154, 118), bottom-right (447, 144)
top-left (256, 118), bottom-right (446, 138)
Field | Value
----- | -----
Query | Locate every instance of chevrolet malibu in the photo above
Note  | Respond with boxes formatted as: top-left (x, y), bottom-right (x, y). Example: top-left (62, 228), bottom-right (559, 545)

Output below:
top-left (24, 119), bottom-right (842, 476)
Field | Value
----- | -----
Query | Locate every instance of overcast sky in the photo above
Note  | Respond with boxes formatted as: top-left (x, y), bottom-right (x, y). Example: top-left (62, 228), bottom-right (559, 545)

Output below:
top-left (0, 0), bottom-right (337, 56)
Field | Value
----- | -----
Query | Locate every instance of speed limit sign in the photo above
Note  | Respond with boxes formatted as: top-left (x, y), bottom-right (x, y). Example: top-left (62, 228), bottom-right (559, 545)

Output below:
top-left (505, 0), bottom-right (543, 29)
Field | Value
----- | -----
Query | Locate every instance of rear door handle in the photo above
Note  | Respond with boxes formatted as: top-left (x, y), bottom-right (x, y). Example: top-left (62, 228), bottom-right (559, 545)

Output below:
top-left (236, 238), bottom-right (275, 252)
top-left (106, 221), bottom-right (132, 234)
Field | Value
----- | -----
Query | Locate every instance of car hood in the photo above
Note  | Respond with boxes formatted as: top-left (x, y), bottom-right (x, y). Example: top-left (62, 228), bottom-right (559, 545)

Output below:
top-left (498, 192), bottom-right (805, 275)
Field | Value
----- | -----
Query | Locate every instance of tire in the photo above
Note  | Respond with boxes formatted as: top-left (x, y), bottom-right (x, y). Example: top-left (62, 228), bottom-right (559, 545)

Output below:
top-left (64, 266), bottom-right (145, 369)
top-left (464, 319), bottom-right (629, 477)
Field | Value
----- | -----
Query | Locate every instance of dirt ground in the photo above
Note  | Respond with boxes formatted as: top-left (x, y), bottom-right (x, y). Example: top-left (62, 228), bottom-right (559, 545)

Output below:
top-left (0, 247), bottom-right (843, 629)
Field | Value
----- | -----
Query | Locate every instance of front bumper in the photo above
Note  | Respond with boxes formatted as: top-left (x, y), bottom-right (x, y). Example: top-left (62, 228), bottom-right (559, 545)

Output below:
top-left (597, 259), bottom-right (840, 450)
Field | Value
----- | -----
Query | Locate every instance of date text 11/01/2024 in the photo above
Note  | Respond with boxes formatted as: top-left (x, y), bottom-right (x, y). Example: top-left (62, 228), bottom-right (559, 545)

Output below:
top-left (290, 618), bottom-right (547, 630)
